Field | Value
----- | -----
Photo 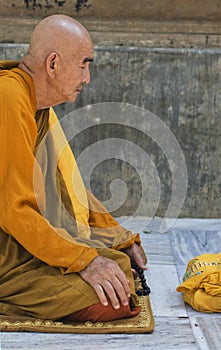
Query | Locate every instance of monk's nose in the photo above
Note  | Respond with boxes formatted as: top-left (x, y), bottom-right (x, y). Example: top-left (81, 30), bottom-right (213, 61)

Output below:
top-left (82, 67), bottom-right (90, 85)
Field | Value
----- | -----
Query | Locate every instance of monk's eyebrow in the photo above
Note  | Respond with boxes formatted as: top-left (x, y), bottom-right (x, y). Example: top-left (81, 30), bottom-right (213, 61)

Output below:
top-left (83, 57), bottom-right (93, 64)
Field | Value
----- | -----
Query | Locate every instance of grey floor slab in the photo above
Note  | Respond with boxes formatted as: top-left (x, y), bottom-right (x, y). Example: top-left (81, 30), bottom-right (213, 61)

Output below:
top-left (168, 219), bottom-right (221, 232)
top-left (193, 317), bottom-right (221, 350)
top-left (169, 229), bottom-right (221, 266)
top-left (141, 232), bottom-right (175, 265)
top-left (148, 264), bottom-right (187, 317)
top-left (0, 318), bottom-right (199, 350)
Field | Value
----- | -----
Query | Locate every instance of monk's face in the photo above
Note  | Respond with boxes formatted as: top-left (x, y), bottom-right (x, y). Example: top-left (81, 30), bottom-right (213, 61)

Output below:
top-left (52, 39), bottom-right (93, 104)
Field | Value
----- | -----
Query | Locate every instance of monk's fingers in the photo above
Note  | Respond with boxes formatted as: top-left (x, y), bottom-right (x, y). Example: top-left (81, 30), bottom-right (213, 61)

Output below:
top-left (92, 270), bottom-right (130, 309)
top-left (110, 277), bottom-right (130, 307)
top-left (99, 278), bottom-right (129, 310)
top-left (98, 258), bottom-right (131, 298)
top-left (92, 280), bottom-right (122, 309)
top-left (134, 253), bottom-right (147, 270)
top-left (92, 283), bottom-right (109, 307)
top-left (79, 256), bottom-right (131, 308)
top-left (101, 280), bottom-right (121, 309)
top-left (113, 268), bottom-right (131, 299)
top-left (131, 268), bottom-right (139, 279)
top-left (130, 245), bottom-right (147, 270)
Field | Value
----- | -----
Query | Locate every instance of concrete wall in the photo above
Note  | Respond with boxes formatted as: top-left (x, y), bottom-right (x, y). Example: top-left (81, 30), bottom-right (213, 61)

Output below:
top-left (57, 46), bottom-right (221, 218)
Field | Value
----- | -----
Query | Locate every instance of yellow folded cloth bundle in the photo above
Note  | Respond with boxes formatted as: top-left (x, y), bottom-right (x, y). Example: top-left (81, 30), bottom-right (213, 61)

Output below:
top-left (177, 253), bottom-right (221, 313)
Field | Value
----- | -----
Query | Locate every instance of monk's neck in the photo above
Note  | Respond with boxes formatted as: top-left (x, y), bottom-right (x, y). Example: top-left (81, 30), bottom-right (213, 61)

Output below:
top-left (18, 61), bottom-right (51, 110)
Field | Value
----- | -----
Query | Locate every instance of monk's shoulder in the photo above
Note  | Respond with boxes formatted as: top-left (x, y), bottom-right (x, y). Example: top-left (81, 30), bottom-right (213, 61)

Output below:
top-left (1, 69), bottom-right (27, 97)
top-left (0, 68), bottom-right (36, 121)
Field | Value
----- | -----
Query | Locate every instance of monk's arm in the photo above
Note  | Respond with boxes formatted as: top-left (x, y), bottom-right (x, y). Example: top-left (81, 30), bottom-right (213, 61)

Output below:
top-left (0, 78), bottom-right (98, 273)
top-left (86, 189), bottom-right (147, 270)
top-left (86, 189), bottom-right (141, 249)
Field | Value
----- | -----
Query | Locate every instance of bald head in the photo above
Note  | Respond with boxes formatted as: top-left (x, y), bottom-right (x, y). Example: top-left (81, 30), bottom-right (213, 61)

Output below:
top-left (28, 15), bottom-right (92, 63)
top-left (19, 15), bottom-right (94, 109)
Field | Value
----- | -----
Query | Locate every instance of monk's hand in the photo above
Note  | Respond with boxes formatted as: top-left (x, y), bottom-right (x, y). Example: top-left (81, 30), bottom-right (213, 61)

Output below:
top-left (123, 244), bottom-right (147, 271)
top-left (79, 256), bottom-right (131, 310)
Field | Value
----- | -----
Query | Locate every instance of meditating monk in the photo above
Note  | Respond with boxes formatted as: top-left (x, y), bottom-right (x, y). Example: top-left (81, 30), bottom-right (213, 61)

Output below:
top-left (0, 15), bottom-right (147, 323)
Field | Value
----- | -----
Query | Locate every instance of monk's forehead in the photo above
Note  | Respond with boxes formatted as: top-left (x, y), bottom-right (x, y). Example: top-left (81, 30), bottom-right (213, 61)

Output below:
top-left (70, 39), bottom-right (94, 61)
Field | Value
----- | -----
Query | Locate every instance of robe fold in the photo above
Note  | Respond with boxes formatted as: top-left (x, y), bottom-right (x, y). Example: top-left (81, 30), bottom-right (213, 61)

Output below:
top-left (0, 61), bottom-right (141, 320)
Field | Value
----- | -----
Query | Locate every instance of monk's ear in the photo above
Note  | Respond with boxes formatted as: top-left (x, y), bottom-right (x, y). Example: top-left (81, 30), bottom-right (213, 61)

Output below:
top-left (46, 52), bottom-right (60, 78)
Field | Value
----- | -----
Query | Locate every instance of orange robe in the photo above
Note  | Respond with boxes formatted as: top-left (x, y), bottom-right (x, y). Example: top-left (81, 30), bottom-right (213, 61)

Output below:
top-left (0, 61), bottom-right (141, 320)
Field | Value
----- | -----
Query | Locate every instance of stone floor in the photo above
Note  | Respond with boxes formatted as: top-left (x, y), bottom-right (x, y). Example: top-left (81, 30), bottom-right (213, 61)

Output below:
top-left (1, 217), bottom-right (221, 350)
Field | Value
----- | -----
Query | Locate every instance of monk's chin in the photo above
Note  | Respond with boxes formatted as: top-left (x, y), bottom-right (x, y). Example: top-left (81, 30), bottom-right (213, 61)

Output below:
top-left (66, 93), bottom-right (79, 103)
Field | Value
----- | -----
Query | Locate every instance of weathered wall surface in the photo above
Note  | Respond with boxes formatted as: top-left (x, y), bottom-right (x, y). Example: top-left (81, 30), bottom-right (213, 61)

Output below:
top-left (1, 1), bottom-right (221, 218)
top-left (0, 0), bottom-right (221, 20)
top-left (56, 47), bottom-right (221, 218)
top-left (1, 0), bottom-right (221, 47)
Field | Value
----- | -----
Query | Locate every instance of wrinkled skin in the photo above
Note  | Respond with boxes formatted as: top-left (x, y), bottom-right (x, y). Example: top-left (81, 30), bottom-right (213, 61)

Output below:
top-left (79, 244), bottom-right (147, 309)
